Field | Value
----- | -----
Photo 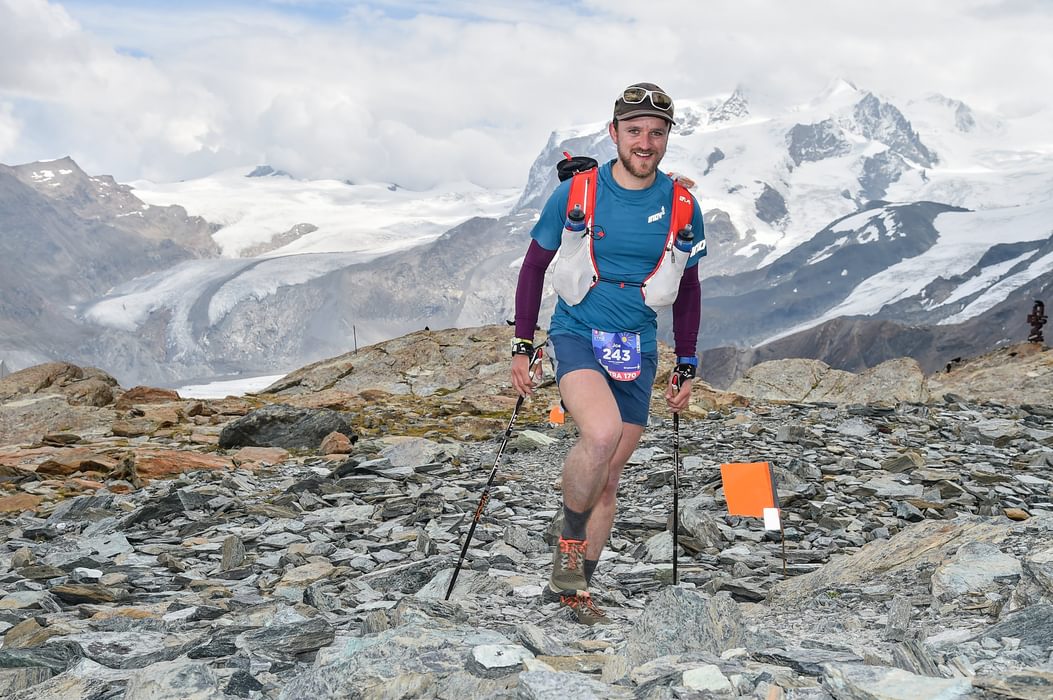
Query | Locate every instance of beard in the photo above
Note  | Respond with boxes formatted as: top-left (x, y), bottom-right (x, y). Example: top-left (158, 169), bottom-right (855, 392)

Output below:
top-left (616, 140), bottom-right (663, 180)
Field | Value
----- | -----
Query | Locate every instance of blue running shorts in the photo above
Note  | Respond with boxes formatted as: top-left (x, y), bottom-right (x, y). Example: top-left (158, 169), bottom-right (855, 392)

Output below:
top-left (547, 333), bottom-right (659, 427)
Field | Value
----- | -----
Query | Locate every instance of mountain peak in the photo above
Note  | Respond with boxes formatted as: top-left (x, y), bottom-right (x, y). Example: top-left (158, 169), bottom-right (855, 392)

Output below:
top-left (709, 87), bottom-right (750, 124)
top-left (246, 165), bottom-right (292, 179)
top-left (818, 77), bottom-right (860, 101)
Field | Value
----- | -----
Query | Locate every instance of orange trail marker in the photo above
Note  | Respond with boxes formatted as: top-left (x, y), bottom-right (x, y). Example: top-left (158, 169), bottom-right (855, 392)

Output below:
top-left (720, 461), bottom-right (786, 575)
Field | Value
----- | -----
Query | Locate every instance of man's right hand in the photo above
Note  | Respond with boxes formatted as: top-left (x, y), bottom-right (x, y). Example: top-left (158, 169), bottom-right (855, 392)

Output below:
top-left (510, 353), bottom-right (538, 397)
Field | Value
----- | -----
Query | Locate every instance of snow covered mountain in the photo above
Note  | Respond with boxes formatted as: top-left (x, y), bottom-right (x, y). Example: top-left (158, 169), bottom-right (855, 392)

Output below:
top-left (1, 79), bottom-right (1050, 386)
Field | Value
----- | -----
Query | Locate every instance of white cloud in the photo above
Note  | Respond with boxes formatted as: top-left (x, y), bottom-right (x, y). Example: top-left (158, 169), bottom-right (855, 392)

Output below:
top-left (1, 0), bottom-right (1050, 188)
top-left (0, 101), bottom-right (19, 156)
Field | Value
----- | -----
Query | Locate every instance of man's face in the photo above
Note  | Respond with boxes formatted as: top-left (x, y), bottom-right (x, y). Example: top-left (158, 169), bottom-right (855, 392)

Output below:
top-left (610, 116), bottom-right (670, 181)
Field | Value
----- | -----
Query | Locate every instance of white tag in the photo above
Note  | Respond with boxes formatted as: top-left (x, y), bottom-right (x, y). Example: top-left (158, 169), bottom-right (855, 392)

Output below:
top-left (763, 507), bottom-right (781, 531)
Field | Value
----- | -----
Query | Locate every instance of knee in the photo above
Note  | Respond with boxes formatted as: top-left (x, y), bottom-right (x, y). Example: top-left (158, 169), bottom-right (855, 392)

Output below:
top-left (597, 479), bottom-right (619, 508)
top-left (579, 425), bottom-right (623, 463)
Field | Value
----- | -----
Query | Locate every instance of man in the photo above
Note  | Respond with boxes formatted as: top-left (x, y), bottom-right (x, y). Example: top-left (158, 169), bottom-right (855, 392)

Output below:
top-left (510, 82), bottom-right (706, 624)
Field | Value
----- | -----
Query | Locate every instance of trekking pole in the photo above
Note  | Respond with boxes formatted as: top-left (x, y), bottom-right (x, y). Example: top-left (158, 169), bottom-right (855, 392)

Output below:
top-left (671, 371), bottom-right (682, 585)
top-left (445, 346), bottom-right (544, 600)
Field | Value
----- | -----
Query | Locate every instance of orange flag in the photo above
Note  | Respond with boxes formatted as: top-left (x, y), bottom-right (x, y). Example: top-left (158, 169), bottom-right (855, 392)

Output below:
top-left (720, 462), bottom-right (781, 530)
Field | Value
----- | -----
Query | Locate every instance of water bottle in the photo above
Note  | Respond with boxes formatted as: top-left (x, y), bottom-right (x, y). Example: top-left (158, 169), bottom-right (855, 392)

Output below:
top-left (674, 224), bottom-right (694, 253)
top-left (565, 204), bottom-right (586, 233)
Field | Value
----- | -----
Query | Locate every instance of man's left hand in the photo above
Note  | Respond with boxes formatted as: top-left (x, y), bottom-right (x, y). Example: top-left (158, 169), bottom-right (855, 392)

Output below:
top-left (665, 376), bottom-right (693, 413)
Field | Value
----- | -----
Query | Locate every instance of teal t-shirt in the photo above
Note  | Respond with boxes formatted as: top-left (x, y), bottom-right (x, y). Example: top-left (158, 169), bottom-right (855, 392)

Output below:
top-left (531, 161), bottom-right (706, 352)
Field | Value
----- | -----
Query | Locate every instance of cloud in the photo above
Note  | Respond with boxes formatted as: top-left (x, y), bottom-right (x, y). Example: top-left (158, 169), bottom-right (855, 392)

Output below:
top-left (0, 102), bottom-right (19, 156)
top-left (0, 0), bottom-right (1050, 188)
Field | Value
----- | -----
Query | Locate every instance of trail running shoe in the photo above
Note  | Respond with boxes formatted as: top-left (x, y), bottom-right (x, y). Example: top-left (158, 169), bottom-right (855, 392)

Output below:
top-left (560, 591), bottom-right (612, 626)
top-left (547, 537), bottom-right (588, 598)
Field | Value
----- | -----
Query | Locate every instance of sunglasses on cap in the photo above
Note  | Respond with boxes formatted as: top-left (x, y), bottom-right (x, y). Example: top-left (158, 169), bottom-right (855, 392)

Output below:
top-left (621, 86), bottom-right (673, 111)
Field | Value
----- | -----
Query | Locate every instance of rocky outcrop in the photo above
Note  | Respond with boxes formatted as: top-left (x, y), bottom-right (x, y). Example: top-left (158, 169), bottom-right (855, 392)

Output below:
top-left (1, 327), bottom-right (1052, 697)
top-left (728, 356), bottom-right (928, 404)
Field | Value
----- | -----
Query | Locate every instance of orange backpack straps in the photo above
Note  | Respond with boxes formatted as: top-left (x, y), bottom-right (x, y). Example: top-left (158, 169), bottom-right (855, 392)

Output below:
top-left (567, 168), bottom-right (598, 226)
top-left (669, 179), bottom-right (695, 238)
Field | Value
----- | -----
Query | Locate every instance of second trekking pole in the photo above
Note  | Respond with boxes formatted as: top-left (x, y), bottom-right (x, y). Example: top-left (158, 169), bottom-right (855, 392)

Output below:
top-left (671, 371), bottom-right (684, 585)
top-left (445, 346), bottom-right (544, 600)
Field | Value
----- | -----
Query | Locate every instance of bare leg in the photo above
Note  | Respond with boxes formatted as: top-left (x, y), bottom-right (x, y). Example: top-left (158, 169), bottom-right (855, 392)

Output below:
top-left (586, 422), bottom-right (645, 560)
top-left (558, 369), bottom-right (624, 515)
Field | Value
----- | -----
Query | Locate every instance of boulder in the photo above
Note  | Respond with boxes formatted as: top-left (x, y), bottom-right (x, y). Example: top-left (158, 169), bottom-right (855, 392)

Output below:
top-left (218, 404), bottom-right (357, 450)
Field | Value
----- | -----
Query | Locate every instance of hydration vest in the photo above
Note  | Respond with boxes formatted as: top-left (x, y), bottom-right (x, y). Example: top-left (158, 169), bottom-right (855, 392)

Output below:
top-left (550, 168), bottom-right (701, 311)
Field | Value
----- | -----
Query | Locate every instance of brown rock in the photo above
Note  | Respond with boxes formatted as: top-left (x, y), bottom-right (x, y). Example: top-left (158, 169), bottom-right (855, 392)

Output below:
top-left (114, 386), bottom-right (181, 410)
top-left (0, 362), bottom-right (83, 401)
top-left (3, 617), bottom-right (59, 648)
top-left (232, 446), bottom-right (290, 467)
top-left (209, 397), bottom-right (256, 416)
top-left (65, 478), bottom-right (105, 491)
top-left (111, 418), bottom-right (158, 437)
top-left (320, 431), bottom-right (353, 454)
top-left (0, 395), bottom-right (117, 448)
top-left (132, 449), bottom-right (235, 481)
top-left (50, 583), bottom-right (127, 604)
top-left (62, 378), bottom-right (116, 407)
top-left (40, 433), bottom-right (82, 446)
top-left (1005, 508), bottom-right (1030, 521)
top-left (35, 449), bottom-right (117, 477)
top-left (358, 389), bottom-right (393, 402)
top-left (0, 493), bottom-right (43, 513)
top-left (138, 404), bottom-right (183, 428)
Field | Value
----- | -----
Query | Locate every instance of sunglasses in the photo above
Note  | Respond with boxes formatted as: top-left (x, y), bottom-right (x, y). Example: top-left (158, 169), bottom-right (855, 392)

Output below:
top-left (621, 87), bottom-right (673, 111)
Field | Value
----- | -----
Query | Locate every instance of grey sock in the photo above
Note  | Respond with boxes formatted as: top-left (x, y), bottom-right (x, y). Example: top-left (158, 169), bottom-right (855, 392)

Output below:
top-left (561, 504), bottom-right (592, 541)
top-left (584, 558), bottom-right (598, 585)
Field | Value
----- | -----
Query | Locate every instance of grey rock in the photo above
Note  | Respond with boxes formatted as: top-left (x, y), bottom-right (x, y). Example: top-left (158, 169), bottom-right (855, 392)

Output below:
top-left (884, 595), bottom-right (912, 642)
top-left (218, 403), bottom-right (357, 450)
top-left (380, 437), bottom-right (457, 467)
top-left (822, 662), bottom-right (971, 699)
top-left (221, 534), bottom-right (246, 570)
top-left (972, 669), bottom-right (1053, 700)
top-left (515, 623), bottom-right (575, 657)
top-left (756, 646), bottom-right (863, 676)
top-left (624, 588), bottom-right (743, 667)
top-left (65, 631), bottom-right (200, 669)
top-left (517, 670), bottom-right (632, 699)
top-left (1023, 545), bottom-right (1053, 595)
top-left (0, 640), bottom-right (84, 675)
top-left (278, 619), bottom-right (508, 699)
top-left (681, 663), bottom-right (734, 693)
top-left (467, 644), bottom-right (534, 678)
top-left (968, 604), bottom-right (1053, 650)
top-left (236, 617), bottom-right (335, 662)
top-left (124, 659), bottom-right (220, 700)
top-left (931, 541), bottom-right (1021, 602)
top-left (0, 667), bottom-right (52, 696)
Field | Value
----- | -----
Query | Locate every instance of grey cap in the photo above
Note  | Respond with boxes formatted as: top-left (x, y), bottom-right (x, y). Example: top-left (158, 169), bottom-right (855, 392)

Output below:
top-left (613, 82), bottom-right (676, 125)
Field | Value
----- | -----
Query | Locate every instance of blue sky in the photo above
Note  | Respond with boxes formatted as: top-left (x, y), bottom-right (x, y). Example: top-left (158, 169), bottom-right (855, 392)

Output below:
top-left (1, 0), bottom-right (1050, 188)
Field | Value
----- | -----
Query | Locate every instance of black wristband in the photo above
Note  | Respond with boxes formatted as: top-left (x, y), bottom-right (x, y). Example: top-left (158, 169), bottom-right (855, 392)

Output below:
top-left (511, 338), bottom-right (534, 357)
top-left (674, 363), bottom-right (696, 381)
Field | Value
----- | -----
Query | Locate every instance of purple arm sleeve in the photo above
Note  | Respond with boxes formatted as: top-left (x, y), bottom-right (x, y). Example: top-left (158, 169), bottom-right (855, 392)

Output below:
top-left (514, 240), bottom-right (557, 340)
top-left (672, 264), bottom-right (701, 357)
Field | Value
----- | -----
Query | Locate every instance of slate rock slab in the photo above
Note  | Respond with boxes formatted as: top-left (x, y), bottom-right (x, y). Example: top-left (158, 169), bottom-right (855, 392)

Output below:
top-left (218, 404), bottom-right (357, 450)
top-left (822, 662), bottom-right (972, 699)
top-left (124, 659), bottom-right (220, 700)
top-left (623, 588), bottom-right (744, 667)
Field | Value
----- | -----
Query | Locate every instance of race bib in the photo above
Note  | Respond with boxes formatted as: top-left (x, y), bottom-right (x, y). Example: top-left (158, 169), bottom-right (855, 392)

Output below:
top-left (591, 330), bottom-right (642, 381)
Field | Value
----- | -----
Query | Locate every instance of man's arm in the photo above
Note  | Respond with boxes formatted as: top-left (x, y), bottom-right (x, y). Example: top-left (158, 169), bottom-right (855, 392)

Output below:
top-left (511, 241), bottom-right (556, 396)
top-left (667, 265), bottom-right (701, 411)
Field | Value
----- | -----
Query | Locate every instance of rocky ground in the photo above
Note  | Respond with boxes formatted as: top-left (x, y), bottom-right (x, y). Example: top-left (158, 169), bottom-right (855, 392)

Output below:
top-left (1, 327), bottom-right (1052, 699)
